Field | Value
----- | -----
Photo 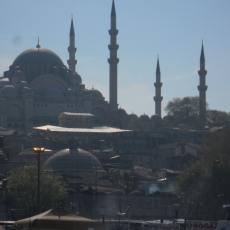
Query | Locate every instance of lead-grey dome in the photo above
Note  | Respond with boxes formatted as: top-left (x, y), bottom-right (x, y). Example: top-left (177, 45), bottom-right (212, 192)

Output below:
top-left (13, 48), bottom-right (64, 66)
top-left (0, 85), bottom-right (19, 95)
top-left (44, 148), bottom-right (103, 172)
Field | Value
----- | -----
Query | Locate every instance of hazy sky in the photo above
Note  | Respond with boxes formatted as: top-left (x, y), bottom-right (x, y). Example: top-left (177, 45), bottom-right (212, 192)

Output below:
top-left (0, 0), bottom-right (229, 117)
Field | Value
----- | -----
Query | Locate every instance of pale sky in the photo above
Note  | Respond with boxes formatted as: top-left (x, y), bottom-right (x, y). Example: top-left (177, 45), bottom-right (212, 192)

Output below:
top-left (0, 0), bottom-right (229, 117)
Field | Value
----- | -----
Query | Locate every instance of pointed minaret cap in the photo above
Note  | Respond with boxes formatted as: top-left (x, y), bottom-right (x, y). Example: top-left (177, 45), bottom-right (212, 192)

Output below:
top-left (111, 0), bottom-right (116, 17)
top-left (36, 37), bottom-right (41, 49)
top-left (156, 55), bottom-right (161, 75)
top-left (200, 40), bottom-right (205, 62)
top-left (70, 18), bottom-right (75, 36)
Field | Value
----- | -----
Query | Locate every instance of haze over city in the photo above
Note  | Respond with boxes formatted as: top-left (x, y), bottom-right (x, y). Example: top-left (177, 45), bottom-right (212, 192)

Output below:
top-left (0, 0), bottom-right (229, 116)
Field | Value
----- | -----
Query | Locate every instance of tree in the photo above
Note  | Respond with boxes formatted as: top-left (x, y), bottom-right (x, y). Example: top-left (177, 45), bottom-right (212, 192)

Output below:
top-left (7, 161), bottom-right (68, 216)
top-left (123, 171), bottom-right (139, 194)
top-left (128, 117), bottom-right (144, 131)
top-left (164, 96), bottom-right (230, 127)
top-left (175, 127), bottom-right (230, 220)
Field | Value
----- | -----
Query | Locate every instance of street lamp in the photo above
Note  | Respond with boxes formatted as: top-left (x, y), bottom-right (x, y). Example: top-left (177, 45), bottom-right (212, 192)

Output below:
top-left (118, 204), bottom-right (130, 230)
top-left (33, 147), bottom-right (45, 214)
top-left (187, 173), bottom-right (194, 217)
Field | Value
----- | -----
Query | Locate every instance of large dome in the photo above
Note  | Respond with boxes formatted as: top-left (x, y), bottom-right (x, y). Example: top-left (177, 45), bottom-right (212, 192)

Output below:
top-left (44, 148), bottom-right (103, 172)
top-left (13, 48), bottom-right (64, 66)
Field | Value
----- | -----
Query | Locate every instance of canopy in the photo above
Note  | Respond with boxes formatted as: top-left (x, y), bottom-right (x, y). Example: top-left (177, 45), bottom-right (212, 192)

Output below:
top-left (14, 207), bottom-right (104, 230)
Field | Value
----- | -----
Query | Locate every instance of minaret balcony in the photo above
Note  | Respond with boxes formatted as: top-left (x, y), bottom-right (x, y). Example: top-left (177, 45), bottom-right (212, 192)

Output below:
top-left (197, 85), bottom-right (208, 91)
top-left (198, 70), bottom-right (207, 76)
top-left (108, 58), bottom-right (119, 64)
top-left (154, 96), bottom-right (163, 102)
top-left (109, 29), bottom-right (119, 36)
top-left (68, 47), bottom-right (77, 53)
top-left (154, 82), bottom-right (163, 87)
top-left (108, 44), bottom-right (119, 51)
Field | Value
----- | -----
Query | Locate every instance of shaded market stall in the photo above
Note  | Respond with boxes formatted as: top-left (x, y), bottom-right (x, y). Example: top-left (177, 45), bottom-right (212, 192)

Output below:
top-left (13, 207), bottom-right (105, 230)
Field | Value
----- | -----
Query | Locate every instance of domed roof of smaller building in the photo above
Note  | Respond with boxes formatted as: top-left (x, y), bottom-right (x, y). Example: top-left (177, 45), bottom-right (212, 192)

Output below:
top-left (44, 147), bottom-right (103, 172)
top-left (129, 190), bottom-right (143, 196)
top-left (0, 85), bottom-right (19, 95)
top-left (129, 113), bottom-right (138, 118)
top-left (151, 114), bottom-right (162, 121)
top-left (109, 190), bottom-right (126, 196)
top-left (140, 114), bottom-right (150, 120)
top-left (163, 115), bottom-right (171, 120)
top-left (118, 108), bottom-right (127, 116)
top-left (88, 89), bottom-right (103, 98)
top-left (43, 87), bottom-right (63, 96)
top-left (0, 153), bottom-right (7, 161)
top-left (0, 78), bottom-right (9, 86)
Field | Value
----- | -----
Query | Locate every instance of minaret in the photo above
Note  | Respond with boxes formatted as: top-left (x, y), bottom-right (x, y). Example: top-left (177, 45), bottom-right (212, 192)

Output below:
top-left (67, 18), bottom-right (77, 72)
top-left (198, 41), bottom-right (208, 125)
top-left (154, 56), bottom-right (163, 117)
top-left (108, 0), bottom-right (119, 114)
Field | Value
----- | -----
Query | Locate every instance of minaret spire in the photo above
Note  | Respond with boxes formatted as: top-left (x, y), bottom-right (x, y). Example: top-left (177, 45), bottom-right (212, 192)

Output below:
top-left (198, 41), bottom-right (208, 126)
top-left (154, 56), bottom-right (163, 117)
top-left (67, 17), bottom-right (77, 72)
top-left (108, 0), bottom-right (119, 114)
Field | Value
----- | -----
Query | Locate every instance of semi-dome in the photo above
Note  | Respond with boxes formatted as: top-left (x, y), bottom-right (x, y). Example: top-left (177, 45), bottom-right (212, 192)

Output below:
top-left (12, 48), bottom-right (65, 66)
top-left (118, 108), bottom-right (127, 116)
top-left (140, 114), bottom-right (150, 120)
top-left (43, 87), bottom-right (63, 96)
top-left (0, 85), bottom-right (19, 95)
top-left (44, 148), bottom-right (103, 172)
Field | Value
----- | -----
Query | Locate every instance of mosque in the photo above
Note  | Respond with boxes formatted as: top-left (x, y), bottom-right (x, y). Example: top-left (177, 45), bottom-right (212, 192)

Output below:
top-left (0, 0), bottom-right (207, 133)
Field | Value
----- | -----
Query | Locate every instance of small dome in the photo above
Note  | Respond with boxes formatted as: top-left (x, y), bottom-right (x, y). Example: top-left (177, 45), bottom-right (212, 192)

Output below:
top-left (140, 114), bottom-right (150, 121)
top-left (13, 70), bottom-right (25, 78)
top-left (109, 190), bottom-right (125, 197)
top-left (151, 114), bottom-right (162, 122)
top-left (129, 113), bottom-right (138, 118)
top-left (22, 87), bottom-right (33, 93)
top-left (0, 78), bottom-right (9, 86)
top-left (0, 153), bottom-right (7, 161)
top-left (44, 148), bottom-right (103, 172)
top-left (118, 108), bottom-right (127, 116)
top-left (0, 85), bottom-right (19, 95)
top-left (43, 87), bottom-right (63, 96)
top-left (129, 190), bottom-right (143, 196)
top-left (88, 89), bottom-right (103, 98)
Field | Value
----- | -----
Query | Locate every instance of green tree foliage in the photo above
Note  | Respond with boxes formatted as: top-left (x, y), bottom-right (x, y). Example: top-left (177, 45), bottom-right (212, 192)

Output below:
top-left (108, 169), bottom-right (121, 189)
top-left (176, 127), bottom-right (230, 220)
top-left (7, 161), bottom-right (68, 216)
top-left (164, 96), bottom-right (230, 127)
top-left (128, 117), bottom-right (144, 131)
top-left (124, 171), bottom-right (139, 194)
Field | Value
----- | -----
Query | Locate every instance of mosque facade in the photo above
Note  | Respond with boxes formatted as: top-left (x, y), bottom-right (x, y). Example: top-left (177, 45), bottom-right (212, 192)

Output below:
top-left (0, 1), bottom-right (206, 133)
